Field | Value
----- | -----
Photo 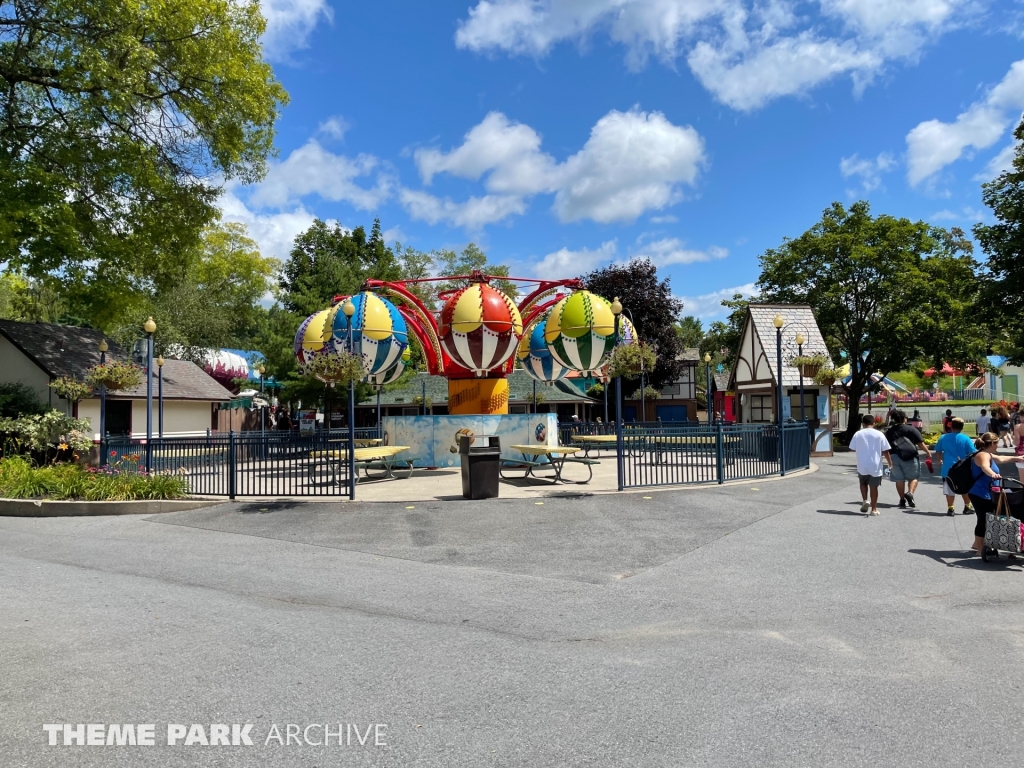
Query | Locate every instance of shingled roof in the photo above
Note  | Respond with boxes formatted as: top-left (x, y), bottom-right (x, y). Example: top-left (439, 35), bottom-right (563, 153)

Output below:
top-left (746, 304), bottom-right (833, 387)
top-left (0, 319), bottom-right (234, 401)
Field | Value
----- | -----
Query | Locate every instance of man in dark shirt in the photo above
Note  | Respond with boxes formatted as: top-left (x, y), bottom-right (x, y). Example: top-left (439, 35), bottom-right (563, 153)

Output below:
top-left (884, 409), bottom-right (932, 509)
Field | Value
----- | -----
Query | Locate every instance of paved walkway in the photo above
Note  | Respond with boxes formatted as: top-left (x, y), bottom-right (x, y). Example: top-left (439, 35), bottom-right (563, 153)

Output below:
top-left (2, 454), bottom-right (1023, 766)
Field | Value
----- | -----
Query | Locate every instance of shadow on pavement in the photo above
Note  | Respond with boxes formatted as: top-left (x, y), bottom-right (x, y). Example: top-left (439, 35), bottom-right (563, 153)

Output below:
top-left (817, 509), bottom-right (867, 516)
top-left (908, 548), bottom-right (1023, 570)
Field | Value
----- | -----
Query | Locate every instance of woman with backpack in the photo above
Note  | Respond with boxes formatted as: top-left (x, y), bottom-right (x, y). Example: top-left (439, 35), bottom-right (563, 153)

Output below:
top-left (968, 432), bottom-right (1022, 555)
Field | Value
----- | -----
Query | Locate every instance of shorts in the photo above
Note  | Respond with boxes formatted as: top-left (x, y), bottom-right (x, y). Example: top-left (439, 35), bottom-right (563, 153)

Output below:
top-left (858, 473), bottom-right (882, 487)
top-left (890, 456), bottom-right (920, 482)
top-left (942, 478), bottom-right (958, 496)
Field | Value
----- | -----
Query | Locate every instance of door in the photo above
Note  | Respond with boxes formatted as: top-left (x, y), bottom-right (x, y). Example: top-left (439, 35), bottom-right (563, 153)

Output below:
top-left (1004, 375), bottom-right (1018, 399)
top-left (655, 404), bottom-right (688, 423)
top-left (105, 400), bottom-right (132, 436)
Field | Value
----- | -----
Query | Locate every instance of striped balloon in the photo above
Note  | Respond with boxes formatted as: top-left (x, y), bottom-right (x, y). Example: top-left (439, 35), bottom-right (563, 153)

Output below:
top-left (293, 309), bottom-right (334, 368)
top-left (518, 313), bottom-right (569, 384)
top-left (439, 282), bottom-right (523, 376)
top-left (366, 346), bottom-right (411, 390)
top-left (330, 291), bottom-right (409, 376)
top-left (543, 291), bottom-right (616, 376)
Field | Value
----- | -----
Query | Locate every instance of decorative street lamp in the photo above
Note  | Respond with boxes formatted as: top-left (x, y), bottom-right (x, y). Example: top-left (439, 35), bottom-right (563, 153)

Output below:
top-left (704, 352), bottom-right (713, 424)
top-left (611, 297), bottom-right (624, 491)
top-left (773, 314), bottom-right (786, 476)
top-left (795, 332), bottom-right (806, 422)
top-left (144, 316), bottom-right (156, 473)
top-left (342, 299), bottom-right (357, 499)
top-left (98, 339), bottom-right (108, 465)
top-left (257, 363), bottom-right (266, 455)
top-left (157, 355), bottom-right (165, 440)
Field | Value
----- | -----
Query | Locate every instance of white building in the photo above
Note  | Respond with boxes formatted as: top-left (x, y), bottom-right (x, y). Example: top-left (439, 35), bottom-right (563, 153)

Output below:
top-left (0, 319), bottom-right (233, 439)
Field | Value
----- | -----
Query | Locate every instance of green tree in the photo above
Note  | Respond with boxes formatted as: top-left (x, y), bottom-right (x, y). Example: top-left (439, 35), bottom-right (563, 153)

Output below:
top-left (432, 243), bottom-right (517, 303)
top-left (756, 201), bottom-right (985, 441)
top-left (279, 218), bottom-right (403, 316)
top-left (975, 117), bottom-right (1024, 362)
top-left (581, 258), bottom-right (685, 390)
top-left (675, 316), bottom-right (703, 349)
top-left (702, 294), bottom-right (752, 372)
top-left (0, 0), bottom-right (287, 322)
top-left (110, 222), bottom-right (277, 360)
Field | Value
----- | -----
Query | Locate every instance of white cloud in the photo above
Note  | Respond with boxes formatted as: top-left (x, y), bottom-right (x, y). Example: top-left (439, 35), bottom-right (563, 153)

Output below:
top-left (317, 116), bottom-right (350, 140)
top-left (530, 240), bottom-right (619, 280)
top-left (219, 188), bottom-right (316, 261)
top-left (974, 141), bottom-right (1018, 181)
top-left (398, 189), bottom-right (527, 229)
top-left (632, 238), bottom-right (728, 267)
top-left (906, 59), bottom-right (1024, 185)
top-left (247, 139), bottom-right (391, 210)
top-left (404, 108), bottom-right (705, 227)
top-left (261, 0), bottom-right (333, 60)
top-left (677, 282), bottom-right (758, 320)
top-left (839, 151), bottom-right (897, 191)
top-left (650, 214), bottom-right (679, 223)
top-left (455, 0), bottom-right (976, 111)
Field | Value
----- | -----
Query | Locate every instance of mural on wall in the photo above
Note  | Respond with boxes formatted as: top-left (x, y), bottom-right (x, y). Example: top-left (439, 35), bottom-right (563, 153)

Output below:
top-left (382, 414), bottom-right (558, 468)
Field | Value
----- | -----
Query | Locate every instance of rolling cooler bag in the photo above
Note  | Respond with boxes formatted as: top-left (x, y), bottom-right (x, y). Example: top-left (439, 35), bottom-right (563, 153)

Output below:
top-left (985, 478), bottom-right (1023, 554)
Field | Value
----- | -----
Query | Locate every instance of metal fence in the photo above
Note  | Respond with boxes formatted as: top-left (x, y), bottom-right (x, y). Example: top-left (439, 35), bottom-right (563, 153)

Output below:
top-left (557, 420), bottom-right (701, 446)
top-left (105, 431), bottom-right (353, 499)
top-left (616, 422), bottom-right (811, 489)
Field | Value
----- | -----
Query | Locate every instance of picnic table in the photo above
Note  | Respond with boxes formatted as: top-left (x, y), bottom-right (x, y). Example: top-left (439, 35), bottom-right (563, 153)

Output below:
top-left (503, 445), bottom-right (598, 484)
top-left (570, 434), bottom-right (621, 458)
top-left (640, 434), bottom-right (741, 464)
top-left (309, 445), bottom-right (414, 481)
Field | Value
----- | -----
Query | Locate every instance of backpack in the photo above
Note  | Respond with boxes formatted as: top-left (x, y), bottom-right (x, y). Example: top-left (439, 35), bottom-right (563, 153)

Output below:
top-left (892, 434), bottom-right (919, 461)
top-left (946, 452), bottom-right (978, 495)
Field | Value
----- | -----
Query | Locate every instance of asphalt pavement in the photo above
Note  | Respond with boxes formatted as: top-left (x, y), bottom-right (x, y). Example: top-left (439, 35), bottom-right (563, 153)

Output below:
top-left (2, 455), bottom-right (1023, 767)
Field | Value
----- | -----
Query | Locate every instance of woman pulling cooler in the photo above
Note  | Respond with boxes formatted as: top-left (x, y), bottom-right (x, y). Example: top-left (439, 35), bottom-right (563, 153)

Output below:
top-left (969, 432), bottom-right (1022, 555)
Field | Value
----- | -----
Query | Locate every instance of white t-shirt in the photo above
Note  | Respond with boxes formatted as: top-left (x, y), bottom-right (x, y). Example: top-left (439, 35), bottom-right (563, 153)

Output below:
top-left (848, 427), bottom-right (892, 476)
top-left (977, 415), bottom-right (991, 434)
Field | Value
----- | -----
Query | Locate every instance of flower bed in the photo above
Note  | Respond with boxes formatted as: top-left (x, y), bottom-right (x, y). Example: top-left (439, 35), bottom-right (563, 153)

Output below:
top-left (0, 456), bottom-right (188, 501)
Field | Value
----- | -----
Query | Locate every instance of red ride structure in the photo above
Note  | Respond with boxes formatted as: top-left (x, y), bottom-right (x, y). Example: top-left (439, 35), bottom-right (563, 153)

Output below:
top-left (360, 271), bottom-right (582, 414)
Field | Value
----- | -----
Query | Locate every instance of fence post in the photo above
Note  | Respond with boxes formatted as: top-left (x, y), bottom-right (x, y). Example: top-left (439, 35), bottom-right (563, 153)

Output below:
top-left (716, 421), bottom-right (725, 484)
top-left (228, 431), bottom-right (237, 500)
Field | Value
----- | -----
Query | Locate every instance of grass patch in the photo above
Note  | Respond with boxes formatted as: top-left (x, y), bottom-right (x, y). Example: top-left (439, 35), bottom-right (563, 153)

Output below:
top-left (0, 457), bottom-right (189, 501)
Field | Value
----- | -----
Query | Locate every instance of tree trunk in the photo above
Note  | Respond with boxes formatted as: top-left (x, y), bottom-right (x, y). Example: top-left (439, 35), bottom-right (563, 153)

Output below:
top-left (842, 372), bottom-right (869, 444)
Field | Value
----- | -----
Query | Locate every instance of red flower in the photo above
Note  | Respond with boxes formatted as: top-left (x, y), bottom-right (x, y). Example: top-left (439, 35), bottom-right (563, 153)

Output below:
top-left (109, 450), bottom-right (116, 456)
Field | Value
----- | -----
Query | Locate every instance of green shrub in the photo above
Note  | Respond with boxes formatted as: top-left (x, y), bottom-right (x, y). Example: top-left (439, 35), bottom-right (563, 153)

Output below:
top-left (0, 382), bottom-right (46, 418)
top-left (0, 456), bottom-right (188, 501)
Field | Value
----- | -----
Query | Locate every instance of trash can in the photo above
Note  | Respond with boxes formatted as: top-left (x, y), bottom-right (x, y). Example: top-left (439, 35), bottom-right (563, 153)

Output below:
top-left (460, 434), bottom-right (500, 500)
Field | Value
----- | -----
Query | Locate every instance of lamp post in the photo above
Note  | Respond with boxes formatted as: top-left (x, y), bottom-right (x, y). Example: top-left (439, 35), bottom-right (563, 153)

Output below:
top-left (144, 316), bottom-right (156, 473)
top-left (98, 340), bottom-right (108, 466)
top-left (773, 314), bottom-right (786, 476)
top-left (342, 299), bottom-right (357, 499)
top-left (795, 332), bottom-right (806, 422)
top-left (704, 352), bottom-right (713, 424)
top-left (157, 356), bottom-right (165, 440)
top-left (532, 379), bottom-right (537, 415)
top-left (639, 346), bottom-right (646, 424)
top-left (611, 297), bottom-right (624, 491)
top-left (257, 363), bottom-right (266, 455)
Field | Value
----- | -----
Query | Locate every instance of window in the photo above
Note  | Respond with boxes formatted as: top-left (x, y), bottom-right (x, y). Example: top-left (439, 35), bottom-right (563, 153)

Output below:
top-left (748, 394), bottom-right (774, 423)
top-left (789, 392), bottom-right (817, 420)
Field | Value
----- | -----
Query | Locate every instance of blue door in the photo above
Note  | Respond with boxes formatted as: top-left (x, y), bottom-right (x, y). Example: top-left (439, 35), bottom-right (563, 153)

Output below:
top-left (656, 405), bottom-right (688, 423)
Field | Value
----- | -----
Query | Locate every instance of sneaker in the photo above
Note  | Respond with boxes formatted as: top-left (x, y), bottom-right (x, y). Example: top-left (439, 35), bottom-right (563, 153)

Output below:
top-left (860, 501), bottom-right (870, 514)
top-left (871, 508), bottom-right (880, 516)
top-left (947, 507), bottom-right (955, 516)
top-left (898, 497), bottom-right (907, 509)
top-left (964, 506), bottom-right (975, 515)
top-left (905, 492), bottom-right (916, 508)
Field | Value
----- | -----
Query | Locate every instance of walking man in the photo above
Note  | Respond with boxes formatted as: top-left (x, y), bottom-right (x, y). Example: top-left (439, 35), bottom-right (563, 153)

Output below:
top-left (934, 417), bottom-right (976, 516)
top-left (884, 409), bottom-right (932, 509)
top-left (849, 413), bottom-right (892, 516)
top-left (977, 408), bottom-right (991, 436)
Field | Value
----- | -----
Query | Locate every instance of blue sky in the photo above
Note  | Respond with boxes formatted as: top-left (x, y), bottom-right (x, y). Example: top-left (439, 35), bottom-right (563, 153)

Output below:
top-left (230, 0), bottom-right (1024, 321)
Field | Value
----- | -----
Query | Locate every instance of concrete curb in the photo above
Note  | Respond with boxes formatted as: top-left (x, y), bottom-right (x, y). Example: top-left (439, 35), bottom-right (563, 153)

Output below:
top-left (0, 498), bottom-right (222, 517)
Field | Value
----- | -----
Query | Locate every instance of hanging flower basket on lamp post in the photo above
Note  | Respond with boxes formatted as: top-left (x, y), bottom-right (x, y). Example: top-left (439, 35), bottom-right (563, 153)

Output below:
top-left (790, 353), bottom-right (830, 380)
top-left (86, 360), bottom-right (144, 392)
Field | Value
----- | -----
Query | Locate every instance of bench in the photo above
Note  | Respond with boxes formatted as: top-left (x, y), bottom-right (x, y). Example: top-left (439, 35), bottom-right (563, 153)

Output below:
top-left (560, 456), bottom-right (600, 483)
top-left (499, 457), bottom-right (556, 480)
top-left (361, 457), bottom-right (420, 480)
